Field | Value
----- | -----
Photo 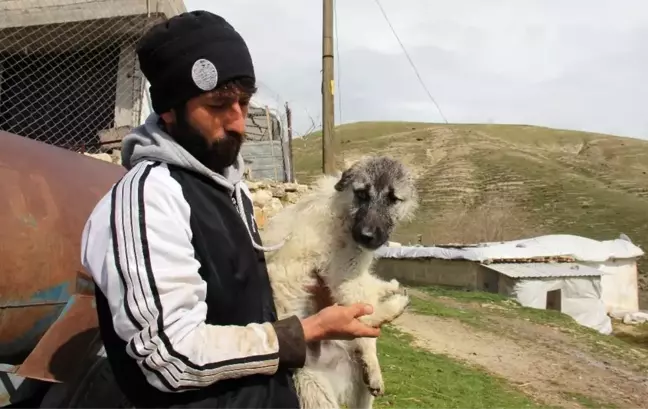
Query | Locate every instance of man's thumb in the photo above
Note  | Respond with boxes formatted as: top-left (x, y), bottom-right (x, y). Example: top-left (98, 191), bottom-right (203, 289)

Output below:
top-left (351, 303), bottom-right (374, 318)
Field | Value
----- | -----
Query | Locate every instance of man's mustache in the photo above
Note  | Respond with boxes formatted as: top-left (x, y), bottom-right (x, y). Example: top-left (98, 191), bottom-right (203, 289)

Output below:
top-left (225, 130), bottom-right (244, 142)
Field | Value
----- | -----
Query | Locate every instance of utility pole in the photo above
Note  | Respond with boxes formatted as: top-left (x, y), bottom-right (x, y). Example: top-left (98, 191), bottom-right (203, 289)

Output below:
top-left (322, 0), bottom-right (336, 175)
top-left (285, 102), bottom-right (295, 182)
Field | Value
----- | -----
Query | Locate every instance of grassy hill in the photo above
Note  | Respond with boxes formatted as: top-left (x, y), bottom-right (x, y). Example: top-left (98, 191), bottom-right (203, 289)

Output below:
top-left (292, 121), bottom-right (648, 289)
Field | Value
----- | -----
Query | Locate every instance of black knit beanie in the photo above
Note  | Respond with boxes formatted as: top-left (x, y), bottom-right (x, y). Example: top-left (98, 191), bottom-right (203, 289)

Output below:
top-left (136, 10), bottom-right (255, 114)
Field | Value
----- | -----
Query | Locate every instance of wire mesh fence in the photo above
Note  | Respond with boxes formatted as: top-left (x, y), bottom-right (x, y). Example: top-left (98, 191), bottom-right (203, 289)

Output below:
top-left (0, 0), bottom-right (293, 182)
top-left (0, 2), bottom-right (173, 153)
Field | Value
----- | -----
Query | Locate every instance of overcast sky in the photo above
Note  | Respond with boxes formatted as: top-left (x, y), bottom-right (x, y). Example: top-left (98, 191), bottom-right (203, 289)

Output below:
top-left (185, 0), bottom-right (648, 139)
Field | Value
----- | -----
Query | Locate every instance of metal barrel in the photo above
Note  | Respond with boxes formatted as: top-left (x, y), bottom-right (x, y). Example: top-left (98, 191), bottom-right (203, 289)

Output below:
top-left (0, 130), bottom-right (125, 364)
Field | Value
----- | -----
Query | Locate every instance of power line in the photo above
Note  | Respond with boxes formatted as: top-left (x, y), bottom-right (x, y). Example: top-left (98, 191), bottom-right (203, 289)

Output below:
top-left (372, 0), bottom-right (449, 124)
top-left (333, 0), bottom-right (343, 124)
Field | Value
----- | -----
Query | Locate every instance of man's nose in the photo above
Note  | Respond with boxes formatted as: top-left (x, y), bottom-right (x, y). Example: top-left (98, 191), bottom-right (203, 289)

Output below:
top-left (225, 102), bottom-right (246, 135)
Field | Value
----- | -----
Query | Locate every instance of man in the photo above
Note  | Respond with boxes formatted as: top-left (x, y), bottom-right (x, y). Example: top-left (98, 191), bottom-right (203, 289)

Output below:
top-left (80, 10), bottom-right (380, 409)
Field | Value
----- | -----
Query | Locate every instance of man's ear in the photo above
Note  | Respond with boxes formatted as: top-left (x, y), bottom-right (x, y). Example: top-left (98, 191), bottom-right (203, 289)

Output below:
top-left (160, 111), bottom-right (176, 125)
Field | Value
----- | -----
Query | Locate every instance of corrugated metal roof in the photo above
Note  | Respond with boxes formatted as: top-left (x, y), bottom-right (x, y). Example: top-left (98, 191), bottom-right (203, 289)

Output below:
top-left (482, 262), bottom-right (605, 278)
top-left (484, 255), bottom-right (577, 264)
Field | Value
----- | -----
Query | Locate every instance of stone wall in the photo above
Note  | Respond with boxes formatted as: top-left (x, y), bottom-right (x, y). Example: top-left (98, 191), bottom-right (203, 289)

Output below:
top-left (247, 180), bottom-right (310, 229)
top-left (83, 151), bottom-right (121, 164)
top-left (81, 151), bottom-right (310, 229)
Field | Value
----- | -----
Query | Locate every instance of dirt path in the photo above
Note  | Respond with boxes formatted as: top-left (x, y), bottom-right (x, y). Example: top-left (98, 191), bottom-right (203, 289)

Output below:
top-left (392, 309), bottom-right (648, 409)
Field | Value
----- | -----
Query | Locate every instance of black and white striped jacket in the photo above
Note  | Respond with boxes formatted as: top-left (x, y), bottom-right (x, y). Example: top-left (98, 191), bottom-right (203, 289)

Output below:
top-left (80, 116), bottom-right (305, 408)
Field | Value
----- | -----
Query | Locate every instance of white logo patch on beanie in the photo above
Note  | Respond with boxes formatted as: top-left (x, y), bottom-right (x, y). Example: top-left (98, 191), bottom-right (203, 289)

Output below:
top-left (191, 58), bottom-right (219, 91)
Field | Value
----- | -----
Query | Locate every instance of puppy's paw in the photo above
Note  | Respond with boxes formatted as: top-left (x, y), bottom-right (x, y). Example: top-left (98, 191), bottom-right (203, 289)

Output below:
top-left (379, 293), bottom-right (410, 324)
top-left (379, 279), bottom-right (405, 301)
top-left (362, 361), bottom-right (385, 397)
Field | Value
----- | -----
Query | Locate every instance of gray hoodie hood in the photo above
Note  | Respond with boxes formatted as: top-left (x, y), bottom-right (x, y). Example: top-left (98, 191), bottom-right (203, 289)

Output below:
top-left (121, 113), bottom-right (284, 252)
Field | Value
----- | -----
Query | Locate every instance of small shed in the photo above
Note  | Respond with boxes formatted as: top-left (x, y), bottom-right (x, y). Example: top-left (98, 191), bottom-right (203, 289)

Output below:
top-left (374, 234), bottom-right (644, 334)
top-left (484, 262), bottom-right (612, 334)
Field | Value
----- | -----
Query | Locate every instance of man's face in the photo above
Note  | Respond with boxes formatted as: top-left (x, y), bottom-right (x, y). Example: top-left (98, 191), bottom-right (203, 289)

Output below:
top-left (161, 79), bottom-right (255, 172)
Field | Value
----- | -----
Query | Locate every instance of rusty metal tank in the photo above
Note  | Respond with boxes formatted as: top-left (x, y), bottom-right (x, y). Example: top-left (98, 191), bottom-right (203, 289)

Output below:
top-left (0, 130), bottom-right (126, 375)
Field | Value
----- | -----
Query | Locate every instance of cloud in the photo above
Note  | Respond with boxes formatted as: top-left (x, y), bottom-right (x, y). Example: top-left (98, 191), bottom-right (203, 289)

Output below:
top-left (185, 0), bottom-right (648, 139)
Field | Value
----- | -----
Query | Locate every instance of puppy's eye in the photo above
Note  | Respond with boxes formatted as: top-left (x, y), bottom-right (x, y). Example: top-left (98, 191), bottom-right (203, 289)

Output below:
top-left (354, 189), bottom-right (370, 201)
top-left (389, 191), bottom-right (403, 203)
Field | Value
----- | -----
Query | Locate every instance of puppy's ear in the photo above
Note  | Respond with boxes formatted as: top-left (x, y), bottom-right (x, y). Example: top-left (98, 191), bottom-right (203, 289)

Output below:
top-left (334, 166), bottom-right (356, 192)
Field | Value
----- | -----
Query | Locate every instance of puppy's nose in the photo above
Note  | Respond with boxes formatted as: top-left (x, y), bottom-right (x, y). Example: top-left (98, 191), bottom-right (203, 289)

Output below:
top-left (360, 227), bottom-right (375, 240)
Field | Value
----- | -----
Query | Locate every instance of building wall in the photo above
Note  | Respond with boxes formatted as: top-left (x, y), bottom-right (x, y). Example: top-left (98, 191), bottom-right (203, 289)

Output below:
top-left (374, 255), bottom-right (639, 322)
top-left (0, 7), bottom-right (179, 151)
top-left (113, 43), bottom-right (144, 129)
top-left (372, 253), bottom-right (613, 334)
top-left (1, 0), bottom-right (293, 180)
top-left (373, 258), bottom-right (484, 289)
top-left (0, 0), bottom-right (185, 29)
top-left (0, 42), bottom-right (121, 148)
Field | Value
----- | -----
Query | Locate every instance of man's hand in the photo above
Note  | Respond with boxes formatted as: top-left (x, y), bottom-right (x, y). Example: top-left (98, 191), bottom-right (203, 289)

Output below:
top-left (300, 303), bottom-right (381, 342)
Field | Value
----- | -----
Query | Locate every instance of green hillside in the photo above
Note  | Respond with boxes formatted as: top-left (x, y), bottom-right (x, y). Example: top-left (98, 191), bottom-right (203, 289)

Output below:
top-left (292, 121), bottom-right (648, 287)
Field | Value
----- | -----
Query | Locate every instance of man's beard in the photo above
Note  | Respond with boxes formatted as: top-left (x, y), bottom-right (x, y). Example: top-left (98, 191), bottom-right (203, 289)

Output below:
top-left (167, 107), bottom-right (243, 173)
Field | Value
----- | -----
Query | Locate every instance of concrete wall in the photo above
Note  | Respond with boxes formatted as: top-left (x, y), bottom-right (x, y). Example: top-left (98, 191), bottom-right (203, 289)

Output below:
top-left (0, 0), bottom-right (186, 29)
top-left (113, 44), bottom-right (143, 129)
top-left (373, 257), bottom-right (514, 294)
top-left (373, 258), bottom-right (485, 289)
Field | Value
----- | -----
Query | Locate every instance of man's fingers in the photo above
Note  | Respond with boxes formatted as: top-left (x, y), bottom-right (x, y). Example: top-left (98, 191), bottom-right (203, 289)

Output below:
top-left (364, 326), bottom-right (381, 337)
top-left (349, 303), bottom-right (374, 318)
top-left (353, 322), bottom-right (380, 338)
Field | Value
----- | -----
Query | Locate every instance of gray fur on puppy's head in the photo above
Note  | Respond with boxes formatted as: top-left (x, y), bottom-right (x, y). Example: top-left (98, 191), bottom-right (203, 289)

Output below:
top-left (333, 156), bottom-right (418, 250)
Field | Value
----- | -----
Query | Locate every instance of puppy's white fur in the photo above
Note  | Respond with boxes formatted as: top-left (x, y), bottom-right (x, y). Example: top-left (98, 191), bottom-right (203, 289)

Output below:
top-left (261, 158), bottom-right (418, 409)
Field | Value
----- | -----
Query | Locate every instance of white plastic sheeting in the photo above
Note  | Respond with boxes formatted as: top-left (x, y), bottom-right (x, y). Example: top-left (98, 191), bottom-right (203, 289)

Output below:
top-left (500, 276), bottom-right (613, 335)
top-left (375, 234), bottom-right (644, 263)
top-left (582, 259), bottom-right (641, 314)
top-left (139, 80), bottom-right (153, 125)
top-left (483, 262), bottom-right (607, 278)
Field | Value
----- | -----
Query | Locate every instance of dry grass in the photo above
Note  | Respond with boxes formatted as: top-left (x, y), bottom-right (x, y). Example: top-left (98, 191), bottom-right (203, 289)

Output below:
top-left (425, 196), bottom-right (547, 244)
